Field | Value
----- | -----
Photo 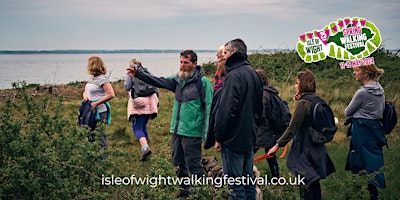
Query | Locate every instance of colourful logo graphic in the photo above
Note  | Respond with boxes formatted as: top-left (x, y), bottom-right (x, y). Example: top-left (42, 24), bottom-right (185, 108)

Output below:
top-left (296, 17), bottom-right (381, 68)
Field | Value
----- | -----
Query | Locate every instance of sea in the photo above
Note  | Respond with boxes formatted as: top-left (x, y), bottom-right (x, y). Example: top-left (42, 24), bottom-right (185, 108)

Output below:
top-left (0, 52), bottom-right (217, 90)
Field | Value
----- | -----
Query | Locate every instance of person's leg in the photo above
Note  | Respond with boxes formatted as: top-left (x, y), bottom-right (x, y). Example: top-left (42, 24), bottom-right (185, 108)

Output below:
top-left (131, 115), bottom-right (152, 161)
top-left (131, 115), bottom-right (147, 143)
top-left (367, 184), bottom-right (379, 200)
top-left (171, 134), bottom-right (190, 197)
top-left (180, 136), bottom-right (204, 196)
top-left (98, 112), bottom-right (109, 160)
top-left (266, 157), bottom-right (279, 178)
top-left (142, 115), bottom-right (150, 142)
top-left (264, 148), bottom-right (280, 178)
top-left (221, 146), bottom-right (246, 200)
top-left (182, 137), bottom-right (204, 177)
top-left (138, 115), bottom-right (151, 152)
top-left (303, 179), bottom-right (321, 200)
top-left (243, 150), bottom-right (256, 200)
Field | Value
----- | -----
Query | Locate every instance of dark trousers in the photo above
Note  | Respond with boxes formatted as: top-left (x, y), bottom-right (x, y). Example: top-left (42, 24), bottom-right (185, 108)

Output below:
top-left (254, 148), bottom-right (280, 178)
top-left (131, 114), bottom-right (150, 141)
top-left (368, 184), bottom-right (379, 200)
top-left (88, 112), bottom-right (108, 160)
top-left (303, 179), bottom-right (321, 200)
top-left (172, 134), bottom-right (204, 181)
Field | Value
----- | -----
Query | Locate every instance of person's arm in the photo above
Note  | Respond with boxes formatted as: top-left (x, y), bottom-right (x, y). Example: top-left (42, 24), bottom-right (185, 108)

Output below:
top-left (127, 67), bottom-right (177, 92)
top-left (91, 82), bottom-right (115, 110)
top-left (344, 89), bottom-right (364, 117)
top-left (268, 99), bottom-right (307, 155)
top-left (214, 74), bottom-right (241, 142)
top-left (83, 90), bottom-right (89, 102)
top-left (203, 77), bottom-right (214, 139)
top-left (214, 142), bottom-right (222, 152)
top-left (124, 75), bottom-right (133, 91)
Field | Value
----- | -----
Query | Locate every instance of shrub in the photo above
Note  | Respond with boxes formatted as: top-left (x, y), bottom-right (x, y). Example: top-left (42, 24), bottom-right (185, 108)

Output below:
top-left (0, 83), bottom-right (124, 199)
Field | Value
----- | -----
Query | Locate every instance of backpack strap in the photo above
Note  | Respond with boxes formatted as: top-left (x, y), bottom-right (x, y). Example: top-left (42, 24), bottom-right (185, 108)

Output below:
top-left (265, 90), bottom-right (272, 114)
top-left (299, 95), bottom-right (320, 125)
top-left (195, 67), bottom-right (206, 110)
top-left (194, 67), bottom-right (207, 139)
top-left (300, 95), bottom-right (325, 111)
top-left (300, 95), bottom-right (316, 104)
top-left (260, 89), bottom-right (269, 119)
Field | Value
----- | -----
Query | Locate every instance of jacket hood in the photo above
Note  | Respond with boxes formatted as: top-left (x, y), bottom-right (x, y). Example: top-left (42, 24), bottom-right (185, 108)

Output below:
top-left (225, 52), bottom-right (249, 72)
top-left (264, 85), bottom-right (278, 94)
top-left (361, 81), bottom-right (384, 96)
top-left (188, 65), bottom-right (205, 82)
top-left (195, 65), bottom-right (205, 77)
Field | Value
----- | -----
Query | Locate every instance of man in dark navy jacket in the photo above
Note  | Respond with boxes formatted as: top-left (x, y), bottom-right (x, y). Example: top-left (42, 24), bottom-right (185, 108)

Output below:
top-left (214, 38), bottom-right (263, 199)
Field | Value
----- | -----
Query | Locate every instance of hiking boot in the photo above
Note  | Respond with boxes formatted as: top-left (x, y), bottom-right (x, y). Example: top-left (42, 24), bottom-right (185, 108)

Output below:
top-left (140, 147), bottom-right (152, 161)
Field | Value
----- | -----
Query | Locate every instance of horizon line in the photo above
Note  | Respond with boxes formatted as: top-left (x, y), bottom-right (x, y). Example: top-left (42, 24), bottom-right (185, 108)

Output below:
top-left (0, 49), bottom-right (296, 54)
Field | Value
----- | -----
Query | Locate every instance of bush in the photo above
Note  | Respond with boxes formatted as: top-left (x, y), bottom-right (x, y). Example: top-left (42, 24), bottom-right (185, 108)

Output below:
top-left (0, 83), bottom-right (124, 199)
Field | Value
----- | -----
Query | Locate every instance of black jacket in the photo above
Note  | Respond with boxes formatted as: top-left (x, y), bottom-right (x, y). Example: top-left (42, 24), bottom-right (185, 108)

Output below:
top-left (214, 52), bottom-right (263, 153)
top-left (204, 88), bottom-right (222, 149)
top-left (255, 86), bottom-right (280, 149)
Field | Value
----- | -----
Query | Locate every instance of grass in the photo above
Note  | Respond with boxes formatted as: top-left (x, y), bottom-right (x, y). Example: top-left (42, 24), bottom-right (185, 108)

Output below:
top-left (1, 71), bottom-right (399, 199)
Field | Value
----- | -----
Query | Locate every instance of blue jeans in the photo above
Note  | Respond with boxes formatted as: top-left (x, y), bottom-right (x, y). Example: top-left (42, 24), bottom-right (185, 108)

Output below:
top-left (221, 146), bottom-right (255, 200)
top-left (131, 115), bottom-right (150, 141)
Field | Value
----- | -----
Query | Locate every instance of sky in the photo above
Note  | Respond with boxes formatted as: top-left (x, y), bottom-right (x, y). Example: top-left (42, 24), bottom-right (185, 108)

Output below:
top-left (1, 0), bottom-right (399, 51)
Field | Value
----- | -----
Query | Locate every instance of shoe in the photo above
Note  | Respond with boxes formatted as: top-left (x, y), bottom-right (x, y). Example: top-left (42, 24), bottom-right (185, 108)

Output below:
top-left (140, 147), bottom-right (152, 161)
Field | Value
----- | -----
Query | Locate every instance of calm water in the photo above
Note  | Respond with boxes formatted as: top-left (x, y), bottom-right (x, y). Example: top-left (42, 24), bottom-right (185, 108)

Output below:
top-left (0, 52), bottom-right (217, 90)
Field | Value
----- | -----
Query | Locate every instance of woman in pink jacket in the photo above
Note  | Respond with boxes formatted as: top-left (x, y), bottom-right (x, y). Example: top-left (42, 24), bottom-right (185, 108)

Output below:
top-left (124, 59), bottom-right (159, 161)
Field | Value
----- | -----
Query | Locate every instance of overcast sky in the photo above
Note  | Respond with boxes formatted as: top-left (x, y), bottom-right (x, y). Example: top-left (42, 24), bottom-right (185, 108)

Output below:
top-left (1, 0), bottom-right (399, 51)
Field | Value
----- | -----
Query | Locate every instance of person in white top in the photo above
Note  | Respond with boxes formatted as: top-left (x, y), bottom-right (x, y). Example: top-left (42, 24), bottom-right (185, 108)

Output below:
top-left (83, 56), bottom-right (115, 159)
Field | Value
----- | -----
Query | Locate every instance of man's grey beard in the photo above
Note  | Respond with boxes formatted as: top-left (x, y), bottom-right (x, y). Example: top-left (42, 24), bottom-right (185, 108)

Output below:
top-left (178, 71), bottom-right (194, 80)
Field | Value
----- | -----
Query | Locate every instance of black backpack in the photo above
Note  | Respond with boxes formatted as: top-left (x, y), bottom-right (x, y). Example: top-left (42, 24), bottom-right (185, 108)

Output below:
top-left (131, 66), bottom-right (158, 99)
top-left (381, 100), bottom-right (398, 135)
top-left (301, 95), bottom-right (337, 144)
top-left (265, 92), bottom-right (292, 135)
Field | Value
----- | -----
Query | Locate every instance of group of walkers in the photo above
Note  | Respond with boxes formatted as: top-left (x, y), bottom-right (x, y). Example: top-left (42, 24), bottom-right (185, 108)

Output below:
top-left (81, 38), bottom-right (387, 200)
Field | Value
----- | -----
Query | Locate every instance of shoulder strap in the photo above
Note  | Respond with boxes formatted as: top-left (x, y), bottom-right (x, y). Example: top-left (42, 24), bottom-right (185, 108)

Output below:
top-left (195, 70), bottom-right (207, 139)
top-left (299, 95), bottom-right (318, 127)
top-left (300, 95), bottom-right (325, 108)
top-left (300, 95), bottom-right (314, 103)
top-left (265, 91), bottom-right (272, 110)
top-left (196, 75), bottom-right (205, 110)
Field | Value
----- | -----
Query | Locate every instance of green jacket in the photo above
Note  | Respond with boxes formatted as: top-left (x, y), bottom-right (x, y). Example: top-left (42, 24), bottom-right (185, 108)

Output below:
top-left (135, 66), bottom-right (213, 138)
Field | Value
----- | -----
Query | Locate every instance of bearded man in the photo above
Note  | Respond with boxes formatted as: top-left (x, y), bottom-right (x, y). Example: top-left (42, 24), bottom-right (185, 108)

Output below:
top-left (127, 50), bottom-right (213, 197)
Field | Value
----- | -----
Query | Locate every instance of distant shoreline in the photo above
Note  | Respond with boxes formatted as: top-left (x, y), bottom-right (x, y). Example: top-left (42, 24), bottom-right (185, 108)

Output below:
top-left (0, 49), bottom-right (215, 54)
top-left (1, 48), bottom-right (398, 55)
top-left (0, 49), bottom-right (296, 54)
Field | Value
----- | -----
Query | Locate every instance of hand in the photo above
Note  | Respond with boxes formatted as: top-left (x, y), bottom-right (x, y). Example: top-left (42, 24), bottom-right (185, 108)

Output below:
top-left (214, 142), bottom-right (222, 152)
top-left (293, 93), bottom-right (300, 101)
top-left (344, 117), bottom-right (353, 126)
top-left (126, 65), bottom-right (137, 77)
top-left (267, 144), bottom-right (279, 156)
top-left (90, 101), bottom-right (98, 111)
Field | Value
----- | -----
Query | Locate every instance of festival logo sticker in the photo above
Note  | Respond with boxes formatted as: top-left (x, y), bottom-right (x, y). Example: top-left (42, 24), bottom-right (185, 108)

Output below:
top-left (296, 17), bottom-right (381, 69)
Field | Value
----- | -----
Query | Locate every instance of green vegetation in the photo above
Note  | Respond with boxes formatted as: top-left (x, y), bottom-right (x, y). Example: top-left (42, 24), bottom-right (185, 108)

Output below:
top-left (1, 48), bottom-right (399, 199)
